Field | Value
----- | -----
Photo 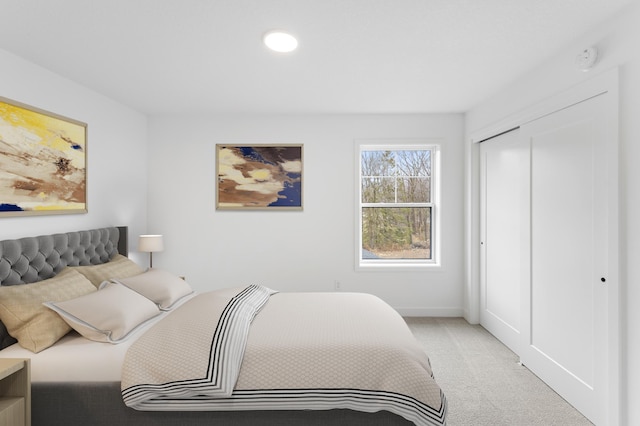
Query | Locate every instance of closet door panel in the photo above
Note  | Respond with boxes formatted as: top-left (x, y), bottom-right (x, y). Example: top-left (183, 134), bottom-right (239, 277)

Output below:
top-left (521, 94), bottom-right (607, 425)
top-left (479, 129), bottom-right (528, 353)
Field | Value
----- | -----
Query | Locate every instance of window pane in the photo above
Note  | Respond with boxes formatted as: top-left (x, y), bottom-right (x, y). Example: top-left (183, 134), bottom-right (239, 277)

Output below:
top-left (361, 150), bottom-right (395, 176)
top-left (362, 177), bottom-right (395, 203)
top-left (362, 207), bottom-right (431, 260)
top-left (397, 176), bottom-right (430, 203)
top-left (396, 150), bottom-right (431, 177)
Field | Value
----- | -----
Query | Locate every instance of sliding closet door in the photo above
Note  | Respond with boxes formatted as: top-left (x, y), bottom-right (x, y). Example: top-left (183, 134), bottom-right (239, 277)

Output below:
top-left (520, 93), bottom-right (609, 425)
top-left (479, 129), bottom-right (528, 353)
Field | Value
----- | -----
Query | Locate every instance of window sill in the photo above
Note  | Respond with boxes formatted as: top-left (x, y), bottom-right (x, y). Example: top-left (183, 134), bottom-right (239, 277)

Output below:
top-left (357, 260), bottom-right (442, 272)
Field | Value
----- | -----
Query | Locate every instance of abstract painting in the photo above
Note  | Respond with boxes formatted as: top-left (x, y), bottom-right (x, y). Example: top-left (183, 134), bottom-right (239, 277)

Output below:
top-left (216, 144), bottom-right (303, 210)
top-left (0, 97), bottom-right (87, 216)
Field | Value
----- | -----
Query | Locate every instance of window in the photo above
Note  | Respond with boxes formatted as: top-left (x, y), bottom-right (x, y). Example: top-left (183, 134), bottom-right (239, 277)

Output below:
top-left (356, 141), bottom-right (439, 269)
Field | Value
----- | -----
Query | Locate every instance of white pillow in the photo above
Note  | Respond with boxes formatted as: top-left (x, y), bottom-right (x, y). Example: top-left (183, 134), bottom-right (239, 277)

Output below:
top-left (112, 269), bottom-right (194, 311)
top-left (43, 282), bottom-right (161, 343)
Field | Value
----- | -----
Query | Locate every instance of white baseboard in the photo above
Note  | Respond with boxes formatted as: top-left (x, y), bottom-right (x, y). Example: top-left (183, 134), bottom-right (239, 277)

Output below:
top-left (394, 307), bottom-right (464, 317)
top-left (462, 308), bottom-right (480, 324)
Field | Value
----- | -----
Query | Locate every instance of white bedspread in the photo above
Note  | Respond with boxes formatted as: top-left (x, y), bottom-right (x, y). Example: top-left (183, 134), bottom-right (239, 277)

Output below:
top-left (122, 286), bottom-right (447, 426)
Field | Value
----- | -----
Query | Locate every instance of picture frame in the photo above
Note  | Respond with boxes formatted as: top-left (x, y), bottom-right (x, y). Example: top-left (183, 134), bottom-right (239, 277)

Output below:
top-left (216, 144), bottom-right (303, 210)
top-left (0, 97), bottom-right (87, 217)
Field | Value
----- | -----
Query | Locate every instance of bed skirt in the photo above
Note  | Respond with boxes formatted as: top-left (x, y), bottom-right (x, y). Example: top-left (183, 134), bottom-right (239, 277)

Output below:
top-left (33, 382), bottom-right (415, 426)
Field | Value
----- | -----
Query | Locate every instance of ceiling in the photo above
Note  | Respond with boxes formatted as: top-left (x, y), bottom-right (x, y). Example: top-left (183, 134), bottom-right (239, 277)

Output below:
top-left (0, 0), bottom-right (633, 116)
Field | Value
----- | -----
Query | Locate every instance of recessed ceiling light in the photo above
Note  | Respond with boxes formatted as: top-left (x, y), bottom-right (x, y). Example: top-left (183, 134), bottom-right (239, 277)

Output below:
top-left (263, 30), bottom-right (298, 53)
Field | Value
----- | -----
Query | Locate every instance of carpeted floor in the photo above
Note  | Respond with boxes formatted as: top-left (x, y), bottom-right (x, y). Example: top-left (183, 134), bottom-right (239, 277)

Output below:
top-left (404, 317), bottom-right (594, 426)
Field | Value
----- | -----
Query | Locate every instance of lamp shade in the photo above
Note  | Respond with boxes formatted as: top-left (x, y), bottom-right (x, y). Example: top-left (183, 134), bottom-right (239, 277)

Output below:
top-left (138, 235), bottom-right (164, 253)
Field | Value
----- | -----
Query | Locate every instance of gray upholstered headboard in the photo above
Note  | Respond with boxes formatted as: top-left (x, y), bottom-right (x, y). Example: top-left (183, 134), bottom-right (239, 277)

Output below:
top-left (0, 226), bottom-right (127, 286)
top-left (0, 226), bottom-right (128, 349)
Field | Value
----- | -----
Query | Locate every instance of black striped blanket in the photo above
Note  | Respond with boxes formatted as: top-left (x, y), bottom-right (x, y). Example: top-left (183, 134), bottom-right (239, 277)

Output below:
top-left (121, 285), bottom-right (447, 426)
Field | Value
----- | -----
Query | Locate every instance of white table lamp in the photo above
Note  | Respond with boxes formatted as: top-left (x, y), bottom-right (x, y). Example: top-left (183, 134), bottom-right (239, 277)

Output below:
top-left (138, 234), bottom-right (164, 268)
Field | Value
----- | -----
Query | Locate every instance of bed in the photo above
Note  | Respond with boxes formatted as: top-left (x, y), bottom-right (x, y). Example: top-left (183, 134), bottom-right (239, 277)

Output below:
top-left (0, 226), bottom-right (447, 426)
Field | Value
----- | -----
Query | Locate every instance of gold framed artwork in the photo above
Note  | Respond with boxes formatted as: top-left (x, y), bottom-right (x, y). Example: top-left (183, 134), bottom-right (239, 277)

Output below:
top-left (0, 97), bottom-right (87, 216)
top-left (216, 144), bottom-right (303, 210)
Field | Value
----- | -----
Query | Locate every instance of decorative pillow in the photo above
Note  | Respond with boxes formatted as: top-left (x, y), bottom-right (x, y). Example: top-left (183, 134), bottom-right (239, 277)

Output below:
top-left (72, 254), bottom-right (144, 288)
top-left (0, 268), bottom-right (96, 353)
top-left (112, 269), bottom-right (194, 311)
top-left (43, 282), bottom-right (161, 343)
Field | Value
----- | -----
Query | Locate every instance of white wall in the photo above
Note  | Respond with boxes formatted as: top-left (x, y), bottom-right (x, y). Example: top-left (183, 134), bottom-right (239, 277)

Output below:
top-left (465, 3), bottom-right (640, 424)
top-left (147, 114), bottom-right (464, 315)
top-left (0, 49), bottom-right (149, 263)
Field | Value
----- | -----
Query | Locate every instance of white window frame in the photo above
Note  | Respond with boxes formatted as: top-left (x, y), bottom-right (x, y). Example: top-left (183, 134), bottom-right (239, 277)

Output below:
top-left (355, 139), bottom-right (441, 271)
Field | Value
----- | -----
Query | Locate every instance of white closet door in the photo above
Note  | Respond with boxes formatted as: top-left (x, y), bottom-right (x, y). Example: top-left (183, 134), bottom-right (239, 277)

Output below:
top-left (479, 129), bottom-right (529, 353)
top-left (520, 93), bottom-right (608, 425)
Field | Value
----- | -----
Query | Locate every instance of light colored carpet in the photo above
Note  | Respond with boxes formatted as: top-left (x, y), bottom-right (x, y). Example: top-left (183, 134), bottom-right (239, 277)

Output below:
top-left (404, 317), bottom-right (594, 426)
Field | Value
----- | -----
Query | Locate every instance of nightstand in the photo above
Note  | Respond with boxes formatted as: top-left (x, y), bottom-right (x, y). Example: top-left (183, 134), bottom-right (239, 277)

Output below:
top-left (0, 359), bottom-right (30, 426)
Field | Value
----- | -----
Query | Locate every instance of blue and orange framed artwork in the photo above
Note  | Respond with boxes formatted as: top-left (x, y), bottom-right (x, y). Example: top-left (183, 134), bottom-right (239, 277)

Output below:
top-left (0, 97), bottom-right (87, 216)
top-left (216, 144), bottom-right (303, 210)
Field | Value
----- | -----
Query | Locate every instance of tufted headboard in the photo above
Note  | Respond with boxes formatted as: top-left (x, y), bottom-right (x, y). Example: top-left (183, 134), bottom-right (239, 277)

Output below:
top-left (0, 226), bottom-right (127, 286)
top-left (0, 226), bottom-right (128, 348)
